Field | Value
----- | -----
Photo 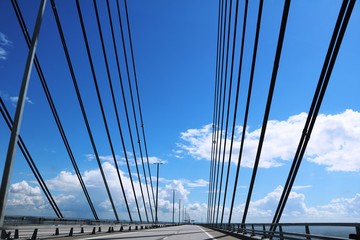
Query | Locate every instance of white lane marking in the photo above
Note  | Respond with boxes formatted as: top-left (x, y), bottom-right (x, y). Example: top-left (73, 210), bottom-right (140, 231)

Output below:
top-left (85, 231), bottom-right (136, 239)
top-left (197, 226), bottom-right (217, 240)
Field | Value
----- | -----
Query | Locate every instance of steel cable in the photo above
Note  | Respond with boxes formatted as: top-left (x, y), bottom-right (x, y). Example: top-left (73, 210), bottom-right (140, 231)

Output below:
top-left (220, 0), bottom-right (248, 225)
top-left (208, 0), bottom-right (224, 220)
top-left (0, 98), bottom-right (62, 218)
top-left (102, 0), bottom-right (143, 223)
top-left (211, 0), bottom-right (228, 225)
top-left (75, 0), bottom-right (122, 221)
top-left (242, 0), bottom-right (291, 224)
top-left (51, 0), bottom-right (118, 221)
top-left (92, 0), bottom-right (133, 222)
top-left (13, 0), bottom-right (98, 219)
top-left (215, 0), bottom-right (234, 225)
top-left (114, 0), bottom-right (150, 223)
top-left (228, 0), bottom-right (263, 225)
top-left (270, 0), bottom-right (355, 230)
top-left (123, 0), bottom-right (156, 214)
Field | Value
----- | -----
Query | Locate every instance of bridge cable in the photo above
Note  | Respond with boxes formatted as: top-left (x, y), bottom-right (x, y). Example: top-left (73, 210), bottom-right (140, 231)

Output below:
top-left (208, 0), bottom-right (220, 222)
top-left (212, 0), bottom-right (228, 224)
top-left (242, 0), bottom-right (291, 224)
top-left (211, 0), bottom-right (228, 225)
top-left (270, 0), bottom-right (355, 231)
top-left (215, 0), bottom-right (235, 225)
top-left (208, 0), bottom-right (224, 223)
top-left (208, 36), bottom-right (221, 226)
top-left (115, 0), bottom-right (150, 223)
top-left (75, 0), bottom-right (121, 221)
top-left (93, 0), bottom-right (133, 222)
top-left (0, 98), bottom-right (62, 218)
top-left (228, 0), bottom-right (262, 225)
top-left (52, 0), bottom-right (119, 221)
top-left (208, 0), bottom-right (221, 219)
top-left (220, 0), bottom-right (248, 225)
top-left (103, 0), bottom-right (143, 223)
top-left (123, 0), bottom-right (157, 216)
top-left (13, 0), bottom-right (98, 220)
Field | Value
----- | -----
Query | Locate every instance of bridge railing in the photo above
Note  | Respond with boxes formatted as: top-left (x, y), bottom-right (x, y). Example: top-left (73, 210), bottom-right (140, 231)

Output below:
top-left (3, 215), bottom-right (132, 226)
top-left (1, 216), bottom-right (174, 239)
top-left (203, 222), bottom-right (360, 239)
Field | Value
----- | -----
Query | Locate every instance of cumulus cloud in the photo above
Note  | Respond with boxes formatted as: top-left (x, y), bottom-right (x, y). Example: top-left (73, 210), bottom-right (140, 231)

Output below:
top-left (186, 202), bottom-right (207, 222)
top-left (320, 194), bottom-right (360, 217)
top-left (5, 161), bottom-right (198, 220)
top-left (190, 186), bottom-right (360, 223)
top-left (46, 171), bottom-right (81, 192)
top-left (178, 110), bottom-right (360, 172)
top-left (6, 181), bottom-right (49, 215)
top-left (6, 176), bottom-right (360, 223)
top-left (306, 110), bottom-right (360, 171)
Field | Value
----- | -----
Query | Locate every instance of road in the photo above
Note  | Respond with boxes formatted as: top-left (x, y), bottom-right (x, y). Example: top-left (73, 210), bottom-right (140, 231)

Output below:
top-left (66, 225), bottom-right (240, 240)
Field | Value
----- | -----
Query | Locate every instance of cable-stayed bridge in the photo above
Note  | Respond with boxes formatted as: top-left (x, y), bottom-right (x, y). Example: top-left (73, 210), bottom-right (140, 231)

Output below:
top-left (0, 0), bottom-right (359, 239)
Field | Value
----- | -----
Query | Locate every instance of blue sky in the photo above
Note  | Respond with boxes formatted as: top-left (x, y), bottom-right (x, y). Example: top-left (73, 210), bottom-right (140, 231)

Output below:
top-left (0, 0), bottom-right (360, 224)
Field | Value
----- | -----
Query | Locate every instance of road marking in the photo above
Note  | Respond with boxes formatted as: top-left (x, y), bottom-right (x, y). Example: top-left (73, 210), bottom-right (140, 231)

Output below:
top-left (85, 231), bottom-right (136, 239)
top-left (197, 226), bottom-right (217, 240)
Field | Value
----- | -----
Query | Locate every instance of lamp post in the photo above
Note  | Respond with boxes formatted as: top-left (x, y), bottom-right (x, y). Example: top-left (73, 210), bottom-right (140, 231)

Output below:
top-left (154, 162), bottom-right (163, 225)
top-left (178, 199), bottom-right (181, 224)
top-left (172, 189), bottom-right (175, 225)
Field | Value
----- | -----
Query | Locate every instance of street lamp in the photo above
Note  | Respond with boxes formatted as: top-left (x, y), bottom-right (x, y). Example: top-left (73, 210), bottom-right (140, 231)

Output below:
top-left (178, 199), bottom-right (181, 224)
top-left (153, 162), bottom-right (163, 225)
top-left (172, 189), bottom-right (175, 225)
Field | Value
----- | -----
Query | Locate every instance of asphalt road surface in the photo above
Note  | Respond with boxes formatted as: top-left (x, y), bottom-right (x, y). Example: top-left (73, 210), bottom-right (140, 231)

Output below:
top-left (77, 225), bottom-right (239, 240)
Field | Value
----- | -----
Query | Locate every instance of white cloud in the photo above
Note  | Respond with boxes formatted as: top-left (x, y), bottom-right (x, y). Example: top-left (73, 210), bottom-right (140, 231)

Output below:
top-left (186, 202), bottom-right (207, 222)
top-left (186, 186), bottom-right (360, 223)
top-left (187, 179), bottom-right (208, 188)
top-left (161, 180), bottom-right (190, 202)
top-left (0, 32), bottom-right (11, 60)
top-left (7, 181), bottom-right (48, 212)
top-left (0, 32), bottom-right (11, 46)
top-left (306, 110), bottom-right (360, 171)
top-left (9, 96), bottom-right (34, 106)
top-left (178, 110), bottom-right (360, 172)
top-left (293, 185), bottom-right (312, 190)
top-left (319, 194), bottom-right (360, 217)
top-left (5, 162), bottom-right (195, 220)
top-left (6, 175), bottom-right (360, 223)
top-left (10, 180), bottom-right (41, 196)
top-left (46, 171), bottom-right (81, 192)
top-left (85, 154), bottom-right (117, 163)
top-left (178, 124), bottom-right (214, 161)
top-left (85, 154), bottom-right (165, 169)
top-left (0, 47), bottom-right (7, 60)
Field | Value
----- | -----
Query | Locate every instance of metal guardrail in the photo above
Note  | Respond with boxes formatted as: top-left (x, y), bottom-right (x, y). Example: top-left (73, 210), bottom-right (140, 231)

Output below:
top-left (3, 215), bottom-right (131, 226)
top-left (203, 222), bottom-right (360, 240)
top-left (0, 216), bottom-right (174, 239)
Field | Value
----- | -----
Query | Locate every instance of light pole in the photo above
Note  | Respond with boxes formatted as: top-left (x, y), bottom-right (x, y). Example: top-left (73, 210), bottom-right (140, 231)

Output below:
top-left (184, 207), bottom-right (187, 223)
top-left (178, 199), bottom-right (181, 224)
top-left (172, 189), bottom-right (175, 225)
top-left (154, 162), bottom-right (162, 225)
